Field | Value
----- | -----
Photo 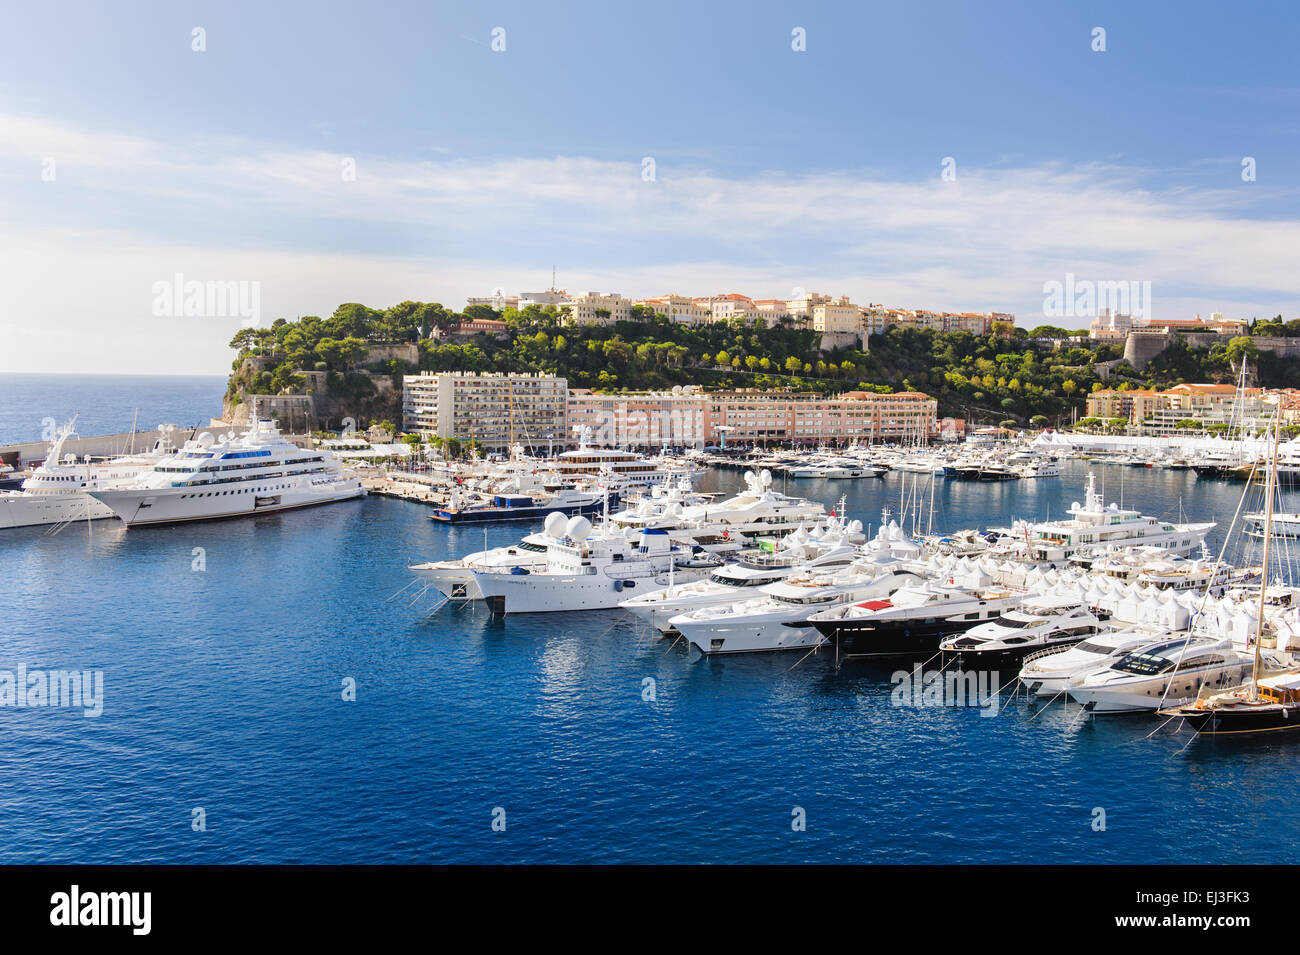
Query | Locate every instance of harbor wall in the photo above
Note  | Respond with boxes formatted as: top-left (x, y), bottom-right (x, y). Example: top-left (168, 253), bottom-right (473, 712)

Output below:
top-left (0, 428), bottom-right (203, 467)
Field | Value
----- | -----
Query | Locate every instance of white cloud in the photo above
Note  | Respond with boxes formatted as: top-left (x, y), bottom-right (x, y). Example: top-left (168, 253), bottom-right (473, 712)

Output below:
top-left (1, 111), bottom-right (1298, 374)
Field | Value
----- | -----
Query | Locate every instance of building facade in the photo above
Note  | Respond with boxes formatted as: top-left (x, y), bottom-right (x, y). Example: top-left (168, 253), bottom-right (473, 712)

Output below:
top-left (705, 390), bottom-right (937, 445)
top-left (633, 294), bottom-right (711, 325)
top-left (1086, 383), bottom-right (1277, 433)
top-left (402, 377), bottom-right (939, 449)
top-left (401, 372), bottom-right (568, 449)
top-left (567, 388), bottom-right (710, 448)
top-left (558, 292), bottom-right (634, 325)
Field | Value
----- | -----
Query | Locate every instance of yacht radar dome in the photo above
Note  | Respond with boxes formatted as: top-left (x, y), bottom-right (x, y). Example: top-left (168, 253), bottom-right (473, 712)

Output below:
top-left (564, 515), bottom-right (592, 540)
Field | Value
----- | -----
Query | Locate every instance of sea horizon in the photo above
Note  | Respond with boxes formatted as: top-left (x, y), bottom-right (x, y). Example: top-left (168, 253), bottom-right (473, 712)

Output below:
top-left (0, 372), bottom-right (229, 445)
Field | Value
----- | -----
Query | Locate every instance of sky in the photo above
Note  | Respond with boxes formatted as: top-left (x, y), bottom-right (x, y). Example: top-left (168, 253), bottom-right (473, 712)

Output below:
top-left (2, 0), bottom-right (1300, 374)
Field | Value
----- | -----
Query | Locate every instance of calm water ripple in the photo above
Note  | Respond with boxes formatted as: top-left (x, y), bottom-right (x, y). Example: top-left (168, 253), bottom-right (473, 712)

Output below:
top-left (2, 459), bottom-right (1298, 863)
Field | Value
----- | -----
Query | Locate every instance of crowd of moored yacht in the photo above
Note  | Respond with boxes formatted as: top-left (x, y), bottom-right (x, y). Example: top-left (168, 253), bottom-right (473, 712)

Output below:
top-left (9, 411), bottom-right (1300, 736)
top-left (409, 462), bottom-right (1300, 735)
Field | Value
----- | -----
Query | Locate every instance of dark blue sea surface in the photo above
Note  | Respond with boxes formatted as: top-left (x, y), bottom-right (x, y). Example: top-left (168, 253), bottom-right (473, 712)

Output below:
top-left (0, 373), bottom-right (227, 444)
top-left (1, 460), bottom-right (1297, 863)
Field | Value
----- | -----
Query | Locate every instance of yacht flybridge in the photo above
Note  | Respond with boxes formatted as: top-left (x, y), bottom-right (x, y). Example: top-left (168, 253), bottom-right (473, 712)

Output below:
top-left (88, 418), bottom-right (364, 527)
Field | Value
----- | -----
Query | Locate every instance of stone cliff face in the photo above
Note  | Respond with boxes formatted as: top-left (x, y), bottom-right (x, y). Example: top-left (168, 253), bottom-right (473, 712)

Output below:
top-left (222, 350), bottom-right (407, 430)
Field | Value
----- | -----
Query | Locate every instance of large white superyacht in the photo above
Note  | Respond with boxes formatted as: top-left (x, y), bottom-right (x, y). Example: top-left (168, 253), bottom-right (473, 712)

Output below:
top-left (88, 417), bottom-right (364, 527)
top-left (0, 419), bottom-right (183, 529)
top-left (992, 472), bottom-right (1214, 563)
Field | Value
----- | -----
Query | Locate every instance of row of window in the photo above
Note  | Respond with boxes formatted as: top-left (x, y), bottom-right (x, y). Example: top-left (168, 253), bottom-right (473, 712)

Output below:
top-left (179, 483), bottom-right (290, 499)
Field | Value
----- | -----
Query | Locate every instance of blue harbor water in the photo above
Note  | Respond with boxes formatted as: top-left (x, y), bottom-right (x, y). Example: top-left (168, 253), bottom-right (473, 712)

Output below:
top-left (0, 373), bottom-right (228, 444)
top-left (3, 459), bottom-right (1299, 864)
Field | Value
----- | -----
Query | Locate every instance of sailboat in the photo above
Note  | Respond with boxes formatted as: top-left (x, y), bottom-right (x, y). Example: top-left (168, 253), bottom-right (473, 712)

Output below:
top-left (1164, 414), bottom-right (1300, 735)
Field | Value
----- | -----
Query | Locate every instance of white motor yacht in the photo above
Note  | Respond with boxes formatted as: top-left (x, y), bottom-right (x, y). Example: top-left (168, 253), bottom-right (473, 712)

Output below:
top-left (619, 519), bottom-right (862, 632)
top-left (88, 417), bottom-right (364, 527)
top-left (667, 562), bottom-right (924, 655)
top-left (471, 517), bottom-right (735, 614)
top-left (938, 594), bottom-right (1105, 667)
top-left (1017, 626), bottom-right (1172, 698)
top-left (0, 419), bottom-right (184, 529)
top-left (1065, 636), bottom-right (1269, 713)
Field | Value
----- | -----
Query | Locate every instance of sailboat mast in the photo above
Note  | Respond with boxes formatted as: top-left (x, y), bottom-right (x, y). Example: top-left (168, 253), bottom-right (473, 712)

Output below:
top-left (1251, 410), bottom-right (1282, 699)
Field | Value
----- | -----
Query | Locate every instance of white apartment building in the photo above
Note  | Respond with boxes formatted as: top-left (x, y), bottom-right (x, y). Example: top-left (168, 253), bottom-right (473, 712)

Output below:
top-left (560, 291), bottom-right (634, 325)
top-left (402, 372), bottom-right (568, 449)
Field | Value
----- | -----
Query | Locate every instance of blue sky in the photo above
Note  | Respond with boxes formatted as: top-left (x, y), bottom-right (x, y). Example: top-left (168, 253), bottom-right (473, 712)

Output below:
top-left (3, 0), bottom-right (1299, 373)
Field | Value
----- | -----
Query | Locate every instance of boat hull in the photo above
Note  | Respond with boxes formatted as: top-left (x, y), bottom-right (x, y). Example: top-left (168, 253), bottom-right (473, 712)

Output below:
top-left (90, 480), bottom-right (365, 527)
top-left (0, 493), bottom-right (118, 528)
top-left (809, 617), bottom-right (988, 659)
top-left (474, 566), bottom-right (711, 614)
top-left (675, 616), bottom-right (826, 655)
top-left (1176, 704), bottom-right (1300, 735)
top-left (941, 637), bottom-right (1088, 671)
top-left (429, 498), bottom-right (606, 523)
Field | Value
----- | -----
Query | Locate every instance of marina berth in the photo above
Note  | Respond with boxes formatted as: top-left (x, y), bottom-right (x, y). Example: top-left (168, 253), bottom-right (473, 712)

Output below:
top-left (87, 417), bottom-right (364, 527)
top-left (410, 471), bottom-right (830, 602)
top-left (1162, 419), bottom-right (1300, 736)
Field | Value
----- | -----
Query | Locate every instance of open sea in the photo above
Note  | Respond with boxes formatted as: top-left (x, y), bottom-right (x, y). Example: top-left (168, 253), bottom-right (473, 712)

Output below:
top-left (0, 373), bottom-right (228, 445)
top-left (4, 437), bottom-right (1300, 863)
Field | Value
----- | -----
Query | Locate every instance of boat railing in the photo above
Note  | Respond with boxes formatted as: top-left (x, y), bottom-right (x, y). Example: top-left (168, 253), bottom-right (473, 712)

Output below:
top-left (1021, 643), bottom-right (1075, 666)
